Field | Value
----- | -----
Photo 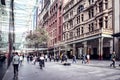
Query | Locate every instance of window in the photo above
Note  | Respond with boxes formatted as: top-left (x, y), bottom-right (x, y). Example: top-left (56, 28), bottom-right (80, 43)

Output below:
top-left (91, 23), bottom-right (94, 31)
top-left (70, 10), bottom-right (73, 16)
top-left (1, 0), bottom-right (5, 5)
top-left (64, 24), bottom-right (66, 31)
top-left (99, 2), bottom-right (103, 12)
top-left (70, 32), bottom-right (73, 38)
top-left (63, 33), bottom-right (65, 40)
top-left (77, 28), bottom-right (80, 36)
top-left (66, 33), bottom-right (68, 40)
top-left (67, 23), bottom-right (69, 29)
top-left (77, 15), bottom-right (80, 24)
top-left (64, 14), bottom-right (69, 20)
top-left (88, 8), bottom-right (94, 19)
top-left (81, 14), bottom-right (84, 21)
top-left (81, 27), bottom-right (84, 34)
top-left (54, 38), bottom-right (57, 43)
top-left (88, 0), bottom-right (94, 4)
top-left (77, 5), bottom-right (84, 14)
top-left (105, 16), bottom-right (108, 28)
top-left (99, 18), bottom-right (103, 28)
top-left (56, 4), bottom-right (58, 8)
top-left (105, 0), bottom-right (108, 9)
top-left (69, 20), bottom-right (73, 28)
top-left (88, 23), bottom-right (94, 32)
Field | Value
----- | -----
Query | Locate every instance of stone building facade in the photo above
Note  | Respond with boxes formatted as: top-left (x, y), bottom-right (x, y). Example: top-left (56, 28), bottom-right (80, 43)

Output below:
top-left (62, 0), bottom-right (113, 59)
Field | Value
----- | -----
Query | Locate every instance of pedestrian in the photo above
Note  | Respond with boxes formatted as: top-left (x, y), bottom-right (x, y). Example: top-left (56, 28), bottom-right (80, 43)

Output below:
top-left (49, 55), bottom-right (52, 62)
top-left (12, 52), bottom-right (20, 76)
top-left (19, 55), bottom-right (23, 66)
top-left (110, 51), bottom-right (116, 68)
top-left (27, 55), bottom-right (30, 63)
top-left (45, 54), bottom-right (48, 62)
top-left (86, 54), bottom-right (90, 64)
top-left (82, 53), bottom-right (86, 64)
top-left (72, 55), bottom-right (76, 63)
top-left (39, 54), bottom-right (45, 69)
top-left (32, 56), bottom-right (37, 65)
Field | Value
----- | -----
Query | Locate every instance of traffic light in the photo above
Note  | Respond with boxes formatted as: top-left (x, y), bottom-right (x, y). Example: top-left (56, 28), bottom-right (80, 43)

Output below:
top-left (1, 0), bottom-right (5, 5)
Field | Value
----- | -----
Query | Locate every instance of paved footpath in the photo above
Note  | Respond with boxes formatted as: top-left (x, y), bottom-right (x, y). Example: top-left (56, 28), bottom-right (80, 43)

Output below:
top-left (2, 59), bottom-right (120, 80)
top-left (0, 61), bottom-right (7, 79)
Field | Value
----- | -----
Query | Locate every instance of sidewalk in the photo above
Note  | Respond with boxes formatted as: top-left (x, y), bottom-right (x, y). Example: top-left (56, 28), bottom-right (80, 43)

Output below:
top-left (0, 61), bottom-right (7, 80)
top-left (2, 59), bottom-right (120, 80)
top-left (69, 59), bottom-right (120, 69)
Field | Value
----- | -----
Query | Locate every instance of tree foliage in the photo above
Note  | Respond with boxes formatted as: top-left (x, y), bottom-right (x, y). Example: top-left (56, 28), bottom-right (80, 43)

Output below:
top-left (26, 27), bottom-right (48, 48)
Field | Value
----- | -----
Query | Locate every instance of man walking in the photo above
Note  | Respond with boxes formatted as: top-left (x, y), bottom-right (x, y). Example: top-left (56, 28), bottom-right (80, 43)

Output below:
top-left (110, 51), bottom-right (116, 68)
top-left (12, 52), bottom-right (20, 76)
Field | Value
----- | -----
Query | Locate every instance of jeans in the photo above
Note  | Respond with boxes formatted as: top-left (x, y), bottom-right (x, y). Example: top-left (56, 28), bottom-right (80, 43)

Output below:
top-left (13, 64), bottom-right (19, 75)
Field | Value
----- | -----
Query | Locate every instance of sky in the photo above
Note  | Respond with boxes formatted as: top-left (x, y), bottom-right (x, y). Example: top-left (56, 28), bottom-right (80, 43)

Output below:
top-left (14, 0), bottom-right (37, 34)
top-left (13, 0), bottom-right (38, 49)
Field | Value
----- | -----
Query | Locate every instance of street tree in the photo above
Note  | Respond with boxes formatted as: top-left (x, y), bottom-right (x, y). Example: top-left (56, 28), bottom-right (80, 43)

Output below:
top-left (26, 27), bottom-right (48, 48)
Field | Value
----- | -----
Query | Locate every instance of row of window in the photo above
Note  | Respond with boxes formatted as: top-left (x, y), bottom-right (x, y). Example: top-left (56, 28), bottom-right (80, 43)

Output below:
top-left (64, 0), bottom-right (108, 21)
top-left (50, 3), bottom-right (58, 15)
top-left (63, 16), bottom-right (109, 40)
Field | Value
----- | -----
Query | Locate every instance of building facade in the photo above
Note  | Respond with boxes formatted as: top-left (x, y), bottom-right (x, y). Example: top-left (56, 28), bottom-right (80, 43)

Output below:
top-left (62, 0), bottom-right (113, 59)
top-left (47, 0), bottom-right (63, 54)
top-left (37, 0), bottom-right (63, 55)
top-left (112, 0), bottom-right (120, 58)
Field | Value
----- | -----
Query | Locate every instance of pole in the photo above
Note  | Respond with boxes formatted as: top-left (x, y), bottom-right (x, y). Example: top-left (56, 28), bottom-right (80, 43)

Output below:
top-left (8, 0), bottom-right (14, 67)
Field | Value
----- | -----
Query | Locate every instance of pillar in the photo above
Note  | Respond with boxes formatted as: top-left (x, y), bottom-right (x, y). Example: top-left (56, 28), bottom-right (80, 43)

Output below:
top-left (83, 41), bottom-right (87, 54)
top-left (73, 44), bottom-right (76, 55)
top-left (99, 37), bottom-right (103, 60)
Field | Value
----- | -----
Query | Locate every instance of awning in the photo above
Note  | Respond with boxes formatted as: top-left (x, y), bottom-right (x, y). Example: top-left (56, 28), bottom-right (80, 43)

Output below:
top-left (112, 32), bottom-right (120, 37)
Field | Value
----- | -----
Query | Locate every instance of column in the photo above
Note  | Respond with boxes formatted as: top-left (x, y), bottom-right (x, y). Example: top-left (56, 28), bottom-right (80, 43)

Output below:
top-left (59, 46), bottom-right (61, 56)
top-left (83, 41), bottom-right (87, 54)
top-left (73, 44), bottom-right (76, 55)
top-left (99, 37), bottom-right (103, 60)
top-left (47, 49), bottom-right (49, 56)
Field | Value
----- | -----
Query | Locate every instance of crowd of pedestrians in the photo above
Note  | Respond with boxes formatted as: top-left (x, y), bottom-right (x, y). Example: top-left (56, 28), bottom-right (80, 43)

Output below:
top-left (11, 50), bottom-right (120, 77)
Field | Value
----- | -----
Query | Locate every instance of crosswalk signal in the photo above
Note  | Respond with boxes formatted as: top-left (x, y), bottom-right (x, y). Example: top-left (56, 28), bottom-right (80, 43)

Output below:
top-left (1, 0), bottom-right (5, 5)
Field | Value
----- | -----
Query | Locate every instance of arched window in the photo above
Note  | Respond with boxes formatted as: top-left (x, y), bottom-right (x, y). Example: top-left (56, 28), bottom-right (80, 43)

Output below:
top-left (77, 5), bottom-right (84, 14)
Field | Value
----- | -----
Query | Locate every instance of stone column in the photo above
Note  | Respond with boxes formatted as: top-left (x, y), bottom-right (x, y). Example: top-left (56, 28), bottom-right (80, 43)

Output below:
top-left (73, 44), bottom-right (76, 55)
top-left (47, 49), bottom-right (49, 56)
top-left (99, 37), bottom-right (103, 60)
top-left (83, 41), bottom-right (87, 54)
top-left (59, 46), bottom-right (61, 56)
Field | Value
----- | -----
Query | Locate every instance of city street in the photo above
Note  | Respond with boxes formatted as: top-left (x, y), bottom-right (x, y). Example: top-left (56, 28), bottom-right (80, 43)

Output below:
top-left (2, 58), bottom-right (120, 80)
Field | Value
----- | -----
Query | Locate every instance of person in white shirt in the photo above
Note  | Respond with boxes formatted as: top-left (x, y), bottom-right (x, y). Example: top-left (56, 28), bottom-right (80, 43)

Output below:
top-left (39, 54), bottom-right (45, 69)
top-left (12, 52), bottom-right (20, 76)
top-left (19, 55), bottom-right (23, 65)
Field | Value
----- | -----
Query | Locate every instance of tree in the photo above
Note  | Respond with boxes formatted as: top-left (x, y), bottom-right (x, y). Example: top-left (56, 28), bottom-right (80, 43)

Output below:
top-left (26, 27), bottom-right (48, 48)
